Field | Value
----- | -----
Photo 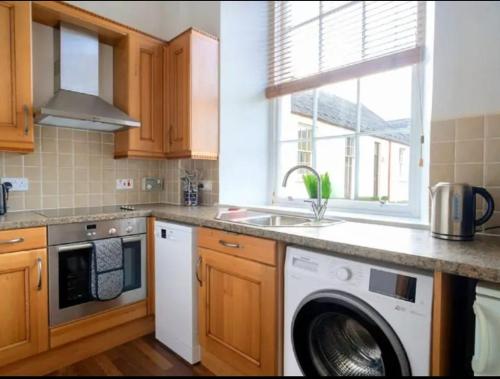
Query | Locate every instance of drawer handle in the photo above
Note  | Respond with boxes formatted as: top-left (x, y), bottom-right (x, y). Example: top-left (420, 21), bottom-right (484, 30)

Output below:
top-left (196, 256), bottom-right (202, 287)
top-left (0, 237), bottom-right (24, 245)
top-left (37, 257), bottom-right (43, 291)
top-left (23, 105), bottom-right (30, 136)
top-left (219, 240), bottom-right (241, 249)
top-left (169, 125), bottom-right (173, 145)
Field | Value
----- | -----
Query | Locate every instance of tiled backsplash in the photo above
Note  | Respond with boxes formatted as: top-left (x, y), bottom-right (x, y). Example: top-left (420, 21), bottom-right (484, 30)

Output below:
top-left (0, 126), bottom-right (219, 211)
top-left (430, 114), bottom-right (500, 233)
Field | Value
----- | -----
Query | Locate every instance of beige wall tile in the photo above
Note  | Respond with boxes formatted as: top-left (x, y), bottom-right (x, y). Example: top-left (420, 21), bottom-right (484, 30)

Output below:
top-left (486, 164), bottom-right (500, 186)
top-left (41, 126), bottom-right (57, 139)
top-left (58, 139), bottom-right (73, 154)
top-left (430, 143), bottom-right (455, 166)
top-left (485, 115), bottom-right (500, 138)
top-left (0, 126), bottom-right (217, 211)
top-left (24, 153), bottom-right (41, 167)
top-left (485, 187), bottom-right (500, 211)
top-left (485, 139), bottom-right (500, 162)
top-left (42, 195), bottom-right (58, 209)
top-left (4, 154), bottom-right (24, 166)
top-left (42, 167), bottom-right (57, 181)
top-left (431, 120), bottom-right (456, 142)
top-left (25, 196), bottom-right (41, 210)
top-left (59, 195), bottom-right (74, 208)
top-left (455, 164), bottom-right (483, 186)
top-left (75, 194), bottom-right (89, 207)
top-left (42, 181), bottom-right (58, 195)
top-left (41, 139), bottom-right (57, 153)
top-left (58, 128), bottom-right (73, 140)
top-left (455, 116), bottom-right (484, 140)
top-left (455, 140), bottom-right (484, 163)
top-left (5, 166), bottom-right (23, 176)
top-left (25, 167), bottom-right (41, 181)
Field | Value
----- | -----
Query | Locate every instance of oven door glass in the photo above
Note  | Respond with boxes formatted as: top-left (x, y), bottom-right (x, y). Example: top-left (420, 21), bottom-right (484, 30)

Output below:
top-left (122, 238), bottom-right (142, 292)
top-left (59, 245), bottom-right (92, 309)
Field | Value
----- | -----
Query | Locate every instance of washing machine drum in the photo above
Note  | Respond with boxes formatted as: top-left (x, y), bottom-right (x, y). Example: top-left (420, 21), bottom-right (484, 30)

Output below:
top-left (292, 291), bottom-right (411, 376)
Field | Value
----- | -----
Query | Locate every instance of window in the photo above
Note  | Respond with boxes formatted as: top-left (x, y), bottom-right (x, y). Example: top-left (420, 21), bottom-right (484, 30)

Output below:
top-left (270, 1), bottom-right (427, 217)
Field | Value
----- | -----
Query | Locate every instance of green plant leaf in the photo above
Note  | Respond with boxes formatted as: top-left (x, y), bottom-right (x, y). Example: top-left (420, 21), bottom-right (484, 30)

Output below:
top-left (302, 172), bottom-right (332, 199)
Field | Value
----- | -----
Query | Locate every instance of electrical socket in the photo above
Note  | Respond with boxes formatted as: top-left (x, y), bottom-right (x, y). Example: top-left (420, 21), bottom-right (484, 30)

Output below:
top-left (116, 179), bottom-right (134, 190)
top-left (1, 177), bottom-right (29, 192)
top-left (200, 180), bottom-right (212, 191)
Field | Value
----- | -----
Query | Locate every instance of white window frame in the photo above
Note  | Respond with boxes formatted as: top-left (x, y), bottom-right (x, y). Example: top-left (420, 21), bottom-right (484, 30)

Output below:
top-left (271, 63), bottom-right (425, 219)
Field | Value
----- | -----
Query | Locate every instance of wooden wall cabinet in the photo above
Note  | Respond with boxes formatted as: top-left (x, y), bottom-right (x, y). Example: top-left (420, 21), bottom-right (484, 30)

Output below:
top-left (114, 34), bottom-right (165, 159)
top-left (0, 248), bottom-right (48, 367)
top-left (0, 1), bottom-right (34, 153)
top-left (165, 29), bottom-right (219, 160)
top-left (197, 228), bottom-right (280, 376)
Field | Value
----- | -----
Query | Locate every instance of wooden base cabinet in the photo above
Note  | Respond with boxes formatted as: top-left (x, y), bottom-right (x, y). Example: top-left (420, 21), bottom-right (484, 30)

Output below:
top-left (0, 1), bottom-right (34, 153)
top-left (0, 248), bottom-right (48, 367)
top-left (197, 228), bottom-right (280, 376)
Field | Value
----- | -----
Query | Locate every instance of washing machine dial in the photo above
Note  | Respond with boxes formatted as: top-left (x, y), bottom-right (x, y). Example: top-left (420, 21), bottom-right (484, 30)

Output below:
top-left (336, 267), bottom-right (352, 281)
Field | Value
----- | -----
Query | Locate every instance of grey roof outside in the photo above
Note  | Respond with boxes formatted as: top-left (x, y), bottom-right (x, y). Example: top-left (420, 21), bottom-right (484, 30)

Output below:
top-left (291, 91), bottom-right (411, 145)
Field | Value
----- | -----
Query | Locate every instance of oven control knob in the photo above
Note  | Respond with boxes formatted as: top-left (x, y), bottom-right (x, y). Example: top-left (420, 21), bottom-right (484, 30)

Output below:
top-left (108, 227), bottom-right (117, 235)
top-left (126, 226), bottom-right (133, 233)
top-left (336, 267), bottom-right (352, 281)
top-left (87, 232), bottom-right (92, 237)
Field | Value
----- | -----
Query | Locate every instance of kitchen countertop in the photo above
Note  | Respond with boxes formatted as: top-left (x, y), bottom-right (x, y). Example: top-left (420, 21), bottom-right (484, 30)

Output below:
top-left (2, 203), bottom-right (500, 283)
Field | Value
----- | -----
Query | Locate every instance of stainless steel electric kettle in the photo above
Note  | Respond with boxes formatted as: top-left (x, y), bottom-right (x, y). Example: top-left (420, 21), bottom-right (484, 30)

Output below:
top-left (430, 182), bottom-right (495, 241)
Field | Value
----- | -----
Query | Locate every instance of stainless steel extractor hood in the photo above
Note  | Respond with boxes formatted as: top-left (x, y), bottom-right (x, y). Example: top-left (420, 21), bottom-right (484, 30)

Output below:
top-left (35, 23), bottom-right (140, 131)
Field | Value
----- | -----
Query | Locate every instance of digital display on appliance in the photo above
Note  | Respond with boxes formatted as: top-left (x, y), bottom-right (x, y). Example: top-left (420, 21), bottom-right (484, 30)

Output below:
top-left (369, 269), bottom-right (417, 303)
top-left (85, 224), bottom-right (97, 230)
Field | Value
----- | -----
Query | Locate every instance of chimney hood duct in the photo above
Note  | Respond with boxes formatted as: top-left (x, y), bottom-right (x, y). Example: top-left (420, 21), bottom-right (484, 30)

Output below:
top-left (35, 23), bottom-right (140, 131)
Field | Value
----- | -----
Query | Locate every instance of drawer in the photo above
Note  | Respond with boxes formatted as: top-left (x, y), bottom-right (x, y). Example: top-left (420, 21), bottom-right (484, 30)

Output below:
top-left (198, 227), bottom-right (277, 266)
top-left (0, 227), bottom-right (47, 254)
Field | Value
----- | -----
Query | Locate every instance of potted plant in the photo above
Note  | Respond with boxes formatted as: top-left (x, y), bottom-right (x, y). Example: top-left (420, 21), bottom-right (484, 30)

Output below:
top-left (302, 172), bottom-right (332, 203)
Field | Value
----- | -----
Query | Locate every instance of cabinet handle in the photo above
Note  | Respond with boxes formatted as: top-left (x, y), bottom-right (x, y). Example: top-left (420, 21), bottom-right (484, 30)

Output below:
top-left (37, 257), bottom-right (42, 291)
top-left (196, 256), bottom-right (202, 287)
top-left (23, 105), bottom-right (30, 136)
top-left (169, 125), bottom-right (173, 145)
top-left (219, 240), bottom-right (241, 249)
top-left (0, 237), bottom-right (24, 245)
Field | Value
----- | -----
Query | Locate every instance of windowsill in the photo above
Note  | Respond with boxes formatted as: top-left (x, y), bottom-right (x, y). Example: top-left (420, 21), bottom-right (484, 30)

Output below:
top-left (219, 203), bottom-right (429, 230)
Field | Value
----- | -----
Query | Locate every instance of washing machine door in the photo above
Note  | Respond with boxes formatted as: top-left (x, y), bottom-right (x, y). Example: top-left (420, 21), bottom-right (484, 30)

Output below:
top-left (292, 291), bottom-right (411, 376)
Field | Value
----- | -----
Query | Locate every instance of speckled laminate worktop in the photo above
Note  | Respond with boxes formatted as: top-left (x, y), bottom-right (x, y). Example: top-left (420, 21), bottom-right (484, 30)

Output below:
top-left (1, 203), bottom-right (500, 283)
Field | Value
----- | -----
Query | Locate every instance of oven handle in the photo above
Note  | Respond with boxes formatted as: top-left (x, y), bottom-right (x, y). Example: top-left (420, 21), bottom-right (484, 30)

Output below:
top-left (56, 243), bottom-right (94, 253)
top-left (121, 235), bottom-right (145, 244)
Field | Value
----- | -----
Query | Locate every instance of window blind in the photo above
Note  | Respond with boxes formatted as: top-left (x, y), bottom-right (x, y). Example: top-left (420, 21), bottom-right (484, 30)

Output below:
top-left (267, 1), bottom-right (426, 98)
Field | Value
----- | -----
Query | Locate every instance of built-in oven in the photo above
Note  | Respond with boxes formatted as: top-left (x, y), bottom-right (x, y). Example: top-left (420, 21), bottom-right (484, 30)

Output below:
top-left (48, 218), bottom-right (147, 326)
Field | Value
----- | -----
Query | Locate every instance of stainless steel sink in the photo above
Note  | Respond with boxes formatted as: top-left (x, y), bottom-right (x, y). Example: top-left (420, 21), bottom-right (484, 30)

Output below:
top-left (216, 210), bottom-right (343, 227)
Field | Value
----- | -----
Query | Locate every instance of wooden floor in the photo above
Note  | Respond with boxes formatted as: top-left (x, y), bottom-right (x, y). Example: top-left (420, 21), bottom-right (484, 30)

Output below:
top-left (47, 334), bottom-right (213, 376)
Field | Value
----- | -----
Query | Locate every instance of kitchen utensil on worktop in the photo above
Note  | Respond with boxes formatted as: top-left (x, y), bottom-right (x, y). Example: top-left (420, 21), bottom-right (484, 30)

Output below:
top-left (430, 182), bottom-right (494, 241)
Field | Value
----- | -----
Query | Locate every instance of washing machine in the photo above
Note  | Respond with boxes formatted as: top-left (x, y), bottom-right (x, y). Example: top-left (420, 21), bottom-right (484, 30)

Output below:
top-left (284, 246), bottom-right (434, 376)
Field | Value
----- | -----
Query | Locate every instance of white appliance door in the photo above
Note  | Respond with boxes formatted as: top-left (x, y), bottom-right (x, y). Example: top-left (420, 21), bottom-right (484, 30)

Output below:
top-left (155, 222), bottom-right (200, 364)
top-left (473, 294), bottom-right (500, 376)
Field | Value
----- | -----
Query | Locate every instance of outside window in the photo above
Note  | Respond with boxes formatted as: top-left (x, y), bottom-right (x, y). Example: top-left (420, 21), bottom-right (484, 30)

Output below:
top-left (269, 1), bottom-right (427, 216)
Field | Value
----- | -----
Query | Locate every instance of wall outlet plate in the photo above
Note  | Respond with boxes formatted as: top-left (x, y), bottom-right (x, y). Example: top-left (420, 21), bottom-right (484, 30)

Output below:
top-left (1, 177), bottom-right (29, 192)
top-left (142, 177), bottom-right (164, 191)
top-left (200, 180), bottom-right (212, 191)
top-left (116, 179), bottom-right (134, 190)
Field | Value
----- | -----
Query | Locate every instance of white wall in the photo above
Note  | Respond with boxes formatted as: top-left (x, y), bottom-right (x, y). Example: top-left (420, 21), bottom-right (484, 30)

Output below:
top-left (432, 1), bottom-right (500, 120)
top-left (218, 1), bottom-right (270, 205)
top-left (66, 1), bottom-right (220, 40)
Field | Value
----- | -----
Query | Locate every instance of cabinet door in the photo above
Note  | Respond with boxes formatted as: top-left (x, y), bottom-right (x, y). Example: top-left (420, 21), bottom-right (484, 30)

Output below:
top-left (198, 248), bottom-right (277, 376)
top-left (166, 32), bottom-right (190, 156)
top-left (0, 1), bottom-right (33, 152)
top-left (0, 249), bottom-right (48, 366)
top-left (126, 36), bottom-right (164, 158)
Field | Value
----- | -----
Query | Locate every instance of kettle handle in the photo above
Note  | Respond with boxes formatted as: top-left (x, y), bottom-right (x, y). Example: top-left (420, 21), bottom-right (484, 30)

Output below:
top-left (473, 187), bottom-right (495, 226)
